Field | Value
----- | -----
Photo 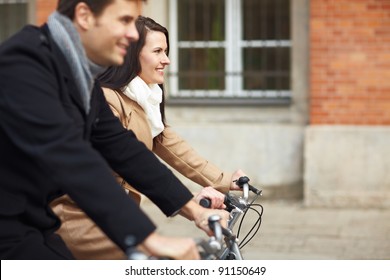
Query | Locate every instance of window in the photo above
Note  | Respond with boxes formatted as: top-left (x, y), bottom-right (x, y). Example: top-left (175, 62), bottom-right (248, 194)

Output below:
top-left (169, 0), bottom-right (291, 104)
top-left (0, 0), bottom-right (29, 43)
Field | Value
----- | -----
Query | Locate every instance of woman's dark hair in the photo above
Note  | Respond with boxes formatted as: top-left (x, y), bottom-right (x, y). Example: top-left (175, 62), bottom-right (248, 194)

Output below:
top-left (58, 0), bottom-right (146, 20)
top-left (98, 16), bottom-right (170, 144)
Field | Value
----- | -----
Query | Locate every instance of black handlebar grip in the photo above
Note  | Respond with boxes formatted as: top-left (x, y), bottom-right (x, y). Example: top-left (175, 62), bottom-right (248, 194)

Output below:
top-left (236, 176), bottom-right (250, 186)
top-left (199, 198), bottom-right (212, 208)
top-left (200, 196), bottom-right (237, 212)
top-left (235, 176), bottom-right (262, 195)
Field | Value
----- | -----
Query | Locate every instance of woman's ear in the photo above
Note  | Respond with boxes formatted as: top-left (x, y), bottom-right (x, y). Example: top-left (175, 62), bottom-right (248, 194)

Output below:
top-left (73, 2), bottom-right (94, 30)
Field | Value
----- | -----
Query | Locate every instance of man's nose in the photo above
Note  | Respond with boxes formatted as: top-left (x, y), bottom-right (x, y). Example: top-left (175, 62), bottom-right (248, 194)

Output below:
top-left (126, 23), bottom-right (139, 42)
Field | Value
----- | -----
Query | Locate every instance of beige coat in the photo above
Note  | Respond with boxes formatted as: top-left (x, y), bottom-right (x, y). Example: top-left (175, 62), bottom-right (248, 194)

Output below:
top-left (51, 88), bottom-right (232, 259)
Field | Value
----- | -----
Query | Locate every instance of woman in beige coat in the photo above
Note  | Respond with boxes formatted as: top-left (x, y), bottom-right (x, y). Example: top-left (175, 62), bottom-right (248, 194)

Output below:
top-left (51, 16), bottom-right (245, 259)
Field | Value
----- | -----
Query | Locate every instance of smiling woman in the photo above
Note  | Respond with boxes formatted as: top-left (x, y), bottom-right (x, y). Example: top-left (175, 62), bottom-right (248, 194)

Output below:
top-left (139, 30), bottom-right (170, 85)
top-left (50, 15), bottom-right (246, 260)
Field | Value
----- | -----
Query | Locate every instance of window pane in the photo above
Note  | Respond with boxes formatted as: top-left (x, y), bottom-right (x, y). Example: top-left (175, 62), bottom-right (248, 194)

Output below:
top-left (243, 0), bottom-right (290, 40)
top-left (243, 47), bottom-right (290, 90)
top-left (179, 48), bottom-right (225, 90)
top-left (178, 0), bottom-right (225, 41)
top-left (0, 3), bottom-right (28, 43)
top-left (170, 0), bottom-right (292, 101)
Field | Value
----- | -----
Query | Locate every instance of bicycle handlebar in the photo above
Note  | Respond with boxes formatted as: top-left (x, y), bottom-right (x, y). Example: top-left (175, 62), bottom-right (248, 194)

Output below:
top-left (197, 177), bottom-right (263, 260)
top-left (200, 193), bottom-right (244, 212)
top-left (128, 177), bottom-right (263, 260)
top-left (199, 176), bottom-right (261, 211)
top-left (235, 176), bottom-right (262, 196)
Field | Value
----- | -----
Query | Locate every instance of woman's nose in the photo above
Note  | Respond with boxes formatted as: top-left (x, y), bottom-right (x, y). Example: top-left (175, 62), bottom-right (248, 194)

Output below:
top-left (162, 53), bottom-right (170, 65)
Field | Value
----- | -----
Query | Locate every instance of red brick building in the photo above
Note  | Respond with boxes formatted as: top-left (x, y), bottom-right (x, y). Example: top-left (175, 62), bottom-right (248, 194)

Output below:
top-left (35, 0), bottom-right (56, 25)
top-left (311, 0), bottom-right (390, 125)
top-left (306, 0), bottom-right (390, 208)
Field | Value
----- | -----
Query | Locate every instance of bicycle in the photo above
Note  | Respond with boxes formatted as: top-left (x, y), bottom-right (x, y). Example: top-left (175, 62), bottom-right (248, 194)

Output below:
top-left (126, 176), bottom-right (263, 260)
top-left (197, 176), bottom-right (263, 260)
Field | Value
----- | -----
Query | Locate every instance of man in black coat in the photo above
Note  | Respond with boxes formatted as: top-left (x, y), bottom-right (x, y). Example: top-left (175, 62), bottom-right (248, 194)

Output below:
top-left (0, 0), bottom-right (227, 259)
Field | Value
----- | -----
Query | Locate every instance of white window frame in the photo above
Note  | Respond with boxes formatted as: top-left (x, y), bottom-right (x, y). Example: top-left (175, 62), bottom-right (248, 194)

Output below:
top-left (168, 0), bottom-right (291, 102)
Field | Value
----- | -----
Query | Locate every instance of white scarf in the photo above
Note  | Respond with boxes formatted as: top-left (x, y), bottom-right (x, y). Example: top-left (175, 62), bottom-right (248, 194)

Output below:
top-left (123, 76), bottom-right (164, 138)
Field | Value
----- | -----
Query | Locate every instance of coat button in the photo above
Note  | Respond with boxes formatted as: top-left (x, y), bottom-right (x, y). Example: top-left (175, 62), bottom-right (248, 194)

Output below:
top-left (39, 34), bottom-right (48, 45)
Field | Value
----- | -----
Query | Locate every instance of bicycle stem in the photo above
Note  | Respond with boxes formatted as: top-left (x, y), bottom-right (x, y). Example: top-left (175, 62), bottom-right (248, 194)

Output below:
top-left (228, 207), bottom-right (244, 229)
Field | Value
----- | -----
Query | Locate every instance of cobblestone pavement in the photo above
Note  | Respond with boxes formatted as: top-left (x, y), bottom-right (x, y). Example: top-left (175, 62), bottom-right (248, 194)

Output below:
top-left (141, 199), bottom-right (390, 260)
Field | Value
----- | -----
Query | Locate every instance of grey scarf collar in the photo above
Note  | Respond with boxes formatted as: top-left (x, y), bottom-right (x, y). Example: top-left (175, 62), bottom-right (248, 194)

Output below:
top-left (47, 11), bottom-right (105, 113)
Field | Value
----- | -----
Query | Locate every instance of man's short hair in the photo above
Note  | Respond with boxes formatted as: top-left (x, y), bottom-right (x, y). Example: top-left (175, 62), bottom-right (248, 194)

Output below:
top-left (57, 0), bottom-right (146, 20)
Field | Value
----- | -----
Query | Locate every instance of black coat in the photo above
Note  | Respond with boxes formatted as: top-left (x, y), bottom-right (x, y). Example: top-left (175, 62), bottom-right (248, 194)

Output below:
top-left (0, 25), bottom-right (192, 259)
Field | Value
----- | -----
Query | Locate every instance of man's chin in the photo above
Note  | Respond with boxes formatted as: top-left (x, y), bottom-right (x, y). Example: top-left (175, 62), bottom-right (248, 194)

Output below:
top-left (109, 56), bottom-right (125, 67)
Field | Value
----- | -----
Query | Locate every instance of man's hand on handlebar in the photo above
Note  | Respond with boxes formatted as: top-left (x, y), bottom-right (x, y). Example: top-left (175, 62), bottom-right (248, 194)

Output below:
top-left (193, 186), bottom-right (226, 209)
top-left (178, 200), bottom-right (230, 237)
top-left (139, 232), bottom-right (200, 260)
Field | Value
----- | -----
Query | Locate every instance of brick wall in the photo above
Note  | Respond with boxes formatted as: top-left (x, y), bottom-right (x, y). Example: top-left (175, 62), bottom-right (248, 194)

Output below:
top-left (36, 0), bottom-right (56, 25)
top-left (310, 0), bottom-right (390, 125)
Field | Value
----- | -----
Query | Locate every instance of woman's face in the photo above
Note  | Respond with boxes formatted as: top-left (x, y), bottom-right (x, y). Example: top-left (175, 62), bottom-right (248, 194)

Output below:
top-left (139, 30), bottom-right (170, 85)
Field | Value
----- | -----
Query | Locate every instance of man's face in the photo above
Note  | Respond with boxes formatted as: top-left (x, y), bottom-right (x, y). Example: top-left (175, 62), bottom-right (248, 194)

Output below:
top-left (81, 0), bottom-right (140, 66)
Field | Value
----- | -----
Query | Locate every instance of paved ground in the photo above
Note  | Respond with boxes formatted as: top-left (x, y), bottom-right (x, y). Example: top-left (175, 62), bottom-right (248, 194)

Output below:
top-left (140, 198), bottom-right (390, 260)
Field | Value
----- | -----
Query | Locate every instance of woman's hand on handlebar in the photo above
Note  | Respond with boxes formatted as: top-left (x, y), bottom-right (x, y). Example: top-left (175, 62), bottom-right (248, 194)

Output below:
top-left (193, 186), bottom-right (226, 209)
top-left (230, 169), bottom-right (247, 191)
top-left (140, 232), bottom-right (200, 260)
